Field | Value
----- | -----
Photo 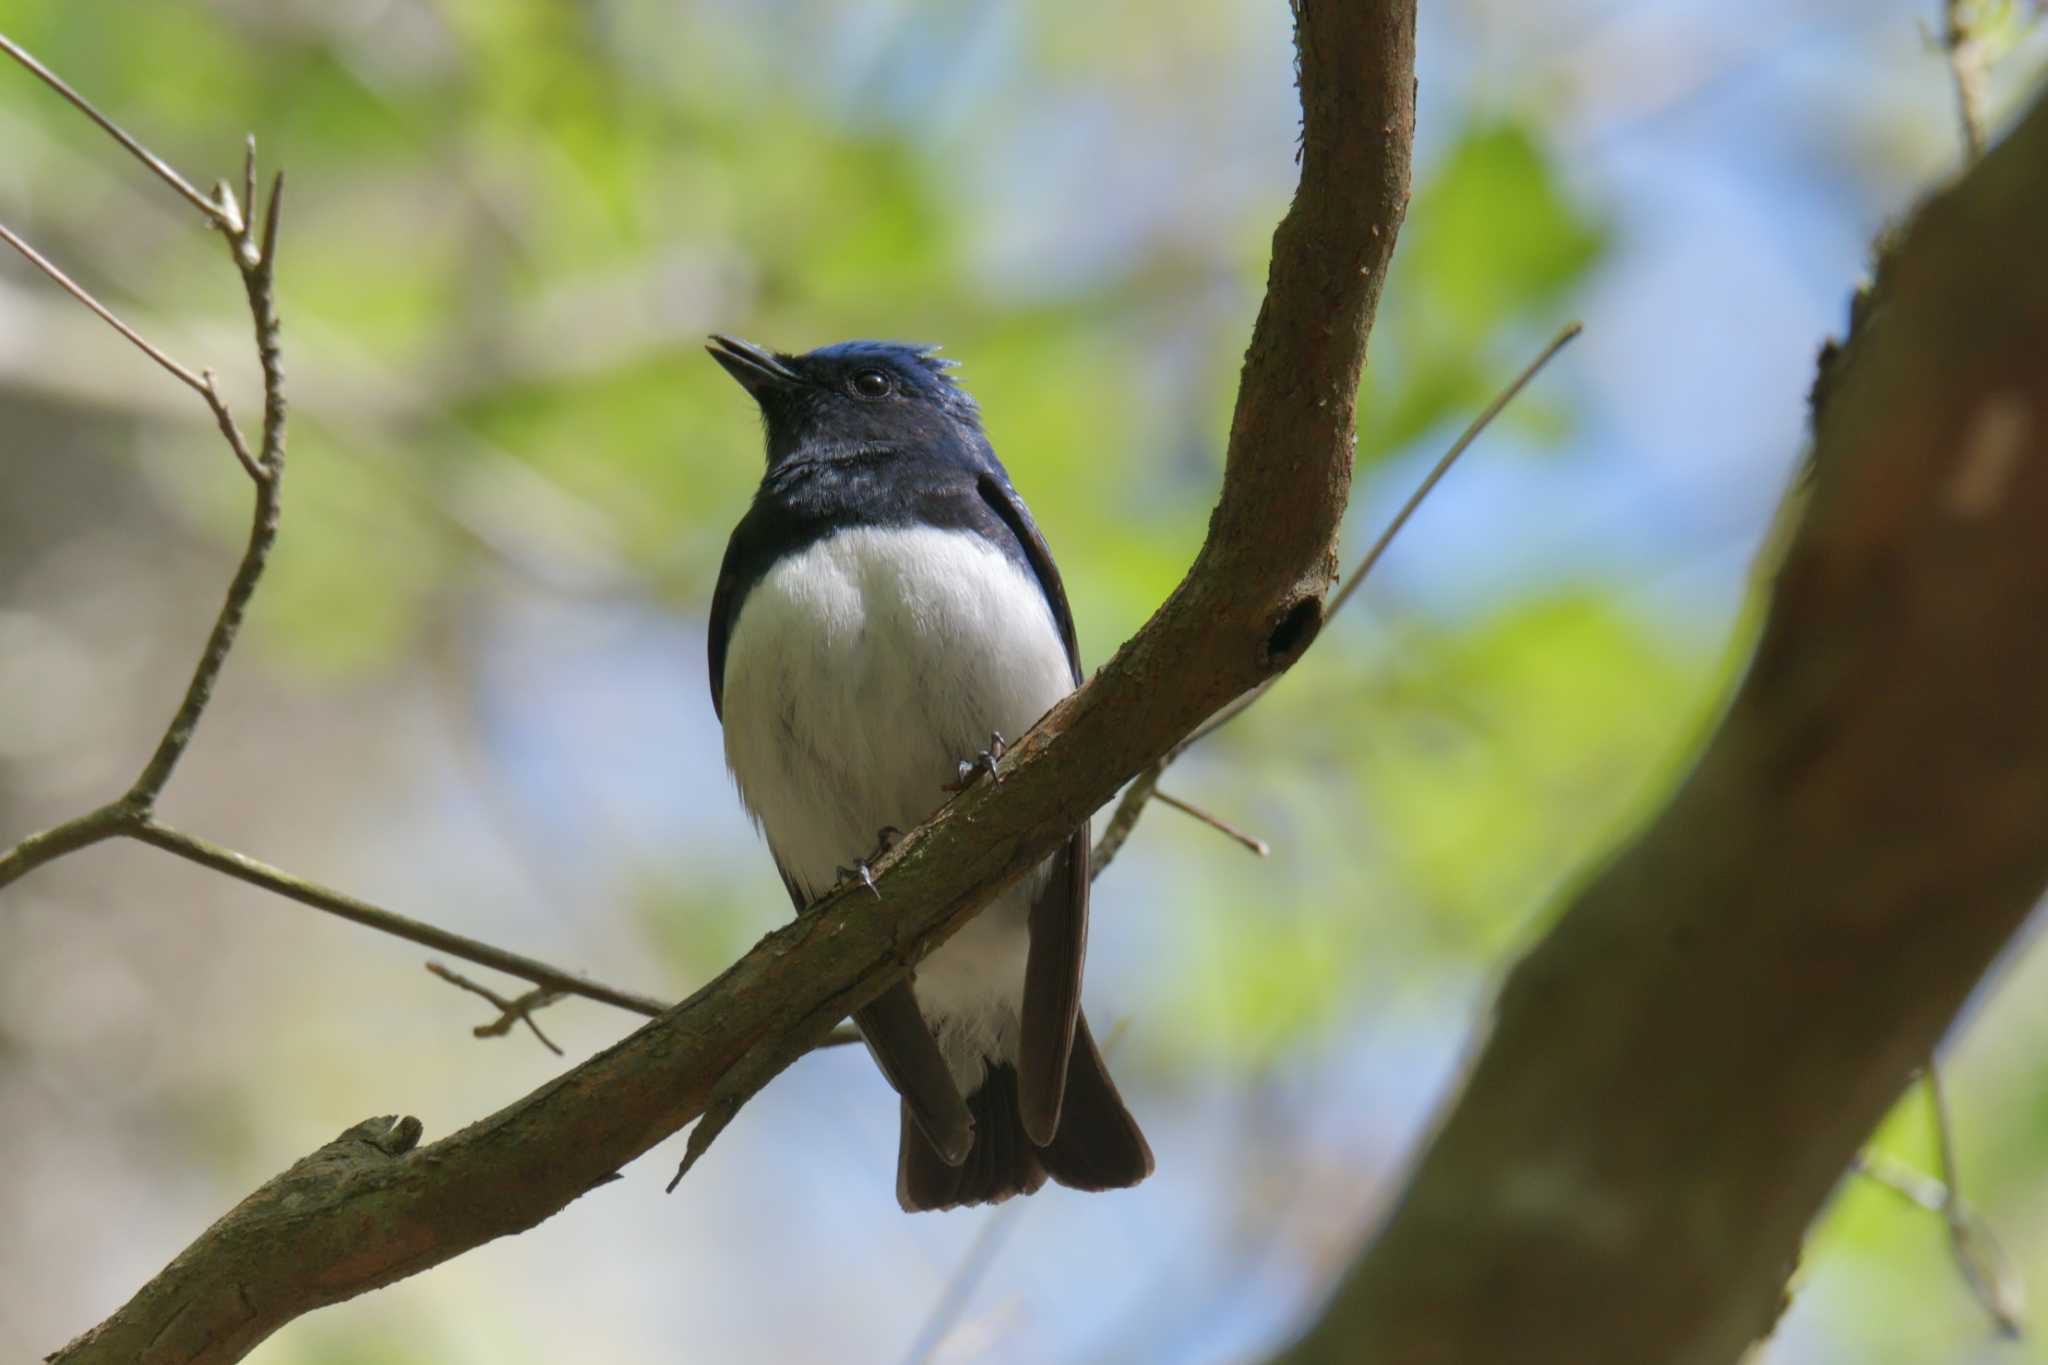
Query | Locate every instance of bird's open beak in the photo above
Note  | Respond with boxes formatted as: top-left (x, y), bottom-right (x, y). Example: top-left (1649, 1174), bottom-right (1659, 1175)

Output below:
top-left (707, 334), bottom-right (801, 397)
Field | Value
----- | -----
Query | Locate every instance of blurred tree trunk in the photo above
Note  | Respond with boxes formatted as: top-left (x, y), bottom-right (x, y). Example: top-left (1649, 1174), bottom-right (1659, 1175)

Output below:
top-left (1274, 84), bottom-right (2048, 1365)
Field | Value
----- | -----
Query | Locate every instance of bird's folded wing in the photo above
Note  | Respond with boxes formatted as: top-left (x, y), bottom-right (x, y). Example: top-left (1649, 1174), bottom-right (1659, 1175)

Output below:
top-left (973, 471), bottom-right (1090, 1149)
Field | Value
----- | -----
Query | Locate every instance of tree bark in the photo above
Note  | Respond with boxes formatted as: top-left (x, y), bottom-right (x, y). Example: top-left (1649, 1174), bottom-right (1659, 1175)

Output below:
top-left (1277, 86), bottom-right (2048, 1365)
top-left (46, 4), bottom-right (1416, 1361)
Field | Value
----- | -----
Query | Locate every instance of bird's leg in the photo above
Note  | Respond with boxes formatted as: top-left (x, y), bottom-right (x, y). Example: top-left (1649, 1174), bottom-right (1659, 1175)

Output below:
top-left (832, 826), bottom-right (905, 900)
top-left (942, 731), bottom-right (1007, 793)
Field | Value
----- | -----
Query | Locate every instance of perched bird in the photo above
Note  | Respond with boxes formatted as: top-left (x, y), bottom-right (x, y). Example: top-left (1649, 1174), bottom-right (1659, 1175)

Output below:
top-left (705, 335), bottom-right (1154, 1212)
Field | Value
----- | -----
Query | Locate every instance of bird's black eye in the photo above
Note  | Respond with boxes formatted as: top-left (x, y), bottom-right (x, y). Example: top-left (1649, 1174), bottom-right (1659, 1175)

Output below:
top-left (848, 369), bottom-right (894, 399)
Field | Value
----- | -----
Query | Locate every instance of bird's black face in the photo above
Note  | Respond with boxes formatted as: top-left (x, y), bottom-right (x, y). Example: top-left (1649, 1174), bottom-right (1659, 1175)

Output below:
top-left (707, 335), bottom-right (983, 466)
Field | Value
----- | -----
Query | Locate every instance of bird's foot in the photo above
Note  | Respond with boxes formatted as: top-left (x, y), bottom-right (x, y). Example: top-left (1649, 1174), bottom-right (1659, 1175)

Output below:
top-left (833, 859), bottom-right (881, 899)
top-left (832, 827), bottom-right (904, 900)
top-left (941, 731), bottom-right (1007, 793)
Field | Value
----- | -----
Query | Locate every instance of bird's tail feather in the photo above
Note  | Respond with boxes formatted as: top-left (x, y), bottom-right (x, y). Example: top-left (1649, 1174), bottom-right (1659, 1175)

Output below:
top-left (1036, 1012), bottom-right (1153, 1192)
top-left (897, 1063), bottom-right (1045, 1212)
top-left (895, 1015), bottom-right (1152, 1213)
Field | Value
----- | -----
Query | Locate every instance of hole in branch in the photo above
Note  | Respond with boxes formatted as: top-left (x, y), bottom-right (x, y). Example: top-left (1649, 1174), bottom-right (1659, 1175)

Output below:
top-left (1266, 597), bottom-right (1322, 663)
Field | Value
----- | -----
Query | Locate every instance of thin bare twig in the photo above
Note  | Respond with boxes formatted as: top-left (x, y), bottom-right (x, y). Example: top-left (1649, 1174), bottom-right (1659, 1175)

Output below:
top-left (0, 223), bottom-right (264, 481)
top-left (0, 222), bottom-right (209, 394)
top-left (0, 48), bottom-right (671, 1054)
top-left (1093, 322), bottom-right (1583, 876)
top-left (1335, 323), bottom-right (1585, 617)
top-left (240, 134), bottom-right (256, 242)
top-left (1852, 1143), bottom-right (2026, 1337)
top-left (1940, 0), bottom-right (1994, 162)
top-left (1153, 789), bottom-right (1270, 857)
top-left (129, 820), bottom-right (674, 1016)
top-left (123, 174), bottom-right (284, 806)
top-left (1852, 1148), bottom-right (1948, 1211)
top-left (1928, 1059), bottom-right (2026, 1335)
top-left (1196, 319), bottom-right (1586, 749)
top-left (1091, 762), bottom-right (1163, 874)
top-left (426, 963), bottom-right (567, 1055)
top-left (0, 35), bottom-right (278, 857)
top-left (0, 800), bottom-right (132, 887)
top-left (0, 800), bottom-right (868, 1052)
top-left (0, 32), bottom-right (235, 229)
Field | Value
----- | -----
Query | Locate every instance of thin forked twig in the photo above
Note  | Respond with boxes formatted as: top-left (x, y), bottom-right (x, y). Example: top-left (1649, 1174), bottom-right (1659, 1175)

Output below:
top-left (1928, 1059), bottom-right (2026, 1335)
top-left (123, 167), bottom-right (286, 806)
top-left (1093, 321), bottom-right (1583, 876)
top-left (426, 962), bottom-right (567, 1055)
top-left (1849, 1068), bottom-right (2025, 1338)
top-left (0, 33), bottom-right (235, 230)
top-left (132, 820), bottom-right (675, 1016)
top-left (0, 222), bottom-right (263, 480)
top-left (0, 37), bottom-right (834, 1072)
top-left (0, 32), bottom-right (287, 892)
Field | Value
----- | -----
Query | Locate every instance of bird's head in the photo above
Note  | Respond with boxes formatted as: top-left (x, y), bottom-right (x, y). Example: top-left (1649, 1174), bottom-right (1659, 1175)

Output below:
top-left (707, 335), bottom-right (983, 466)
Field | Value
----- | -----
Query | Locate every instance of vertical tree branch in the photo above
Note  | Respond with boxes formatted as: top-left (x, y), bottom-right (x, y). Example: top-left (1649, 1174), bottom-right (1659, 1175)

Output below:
top-left (127, 170), bottom-right (285, 806)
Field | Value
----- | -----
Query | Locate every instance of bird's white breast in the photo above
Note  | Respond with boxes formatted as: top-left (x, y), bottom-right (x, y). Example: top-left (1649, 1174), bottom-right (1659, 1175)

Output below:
top-left (719, 524), bottom-right (1079, 1084)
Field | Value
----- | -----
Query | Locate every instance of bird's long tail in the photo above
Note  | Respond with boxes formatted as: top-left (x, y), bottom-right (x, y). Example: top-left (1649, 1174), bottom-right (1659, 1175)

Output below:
top-left (895, 1012), bottom-right (1152, 1212)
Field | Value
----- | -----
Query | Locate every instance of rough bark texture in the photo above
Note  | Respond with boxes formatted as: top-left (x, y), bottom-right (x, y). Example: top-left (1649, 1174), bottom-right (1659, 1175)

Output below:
top-left (46, 4), bottom-right (1415, 1361)
top-left (1277, 88), bottom-right (2048, 1365)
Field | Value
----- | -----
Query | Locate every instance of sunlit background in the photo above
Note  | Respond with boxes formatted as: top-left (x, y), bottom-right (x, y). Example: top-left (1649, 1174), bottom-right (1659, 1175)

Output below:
top-left (4, 1), bottom-right (2047, 1361)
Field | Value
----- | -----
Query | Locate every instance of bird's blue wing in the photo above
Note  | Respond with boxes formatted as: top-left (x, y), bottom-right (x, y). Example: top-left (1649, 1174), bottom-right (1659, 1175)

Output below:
top-left (976, 472), bottom-right (1088, 1144)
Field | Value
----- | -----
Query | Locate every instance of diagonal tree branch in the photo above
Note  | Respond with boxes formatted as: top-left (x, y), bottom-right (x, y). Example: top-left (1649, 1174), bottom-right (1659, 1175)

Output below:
top-left (1275, 81), bottom-right (2048, 1365)
top-left (41, 4), bottom-right (1418, 1360)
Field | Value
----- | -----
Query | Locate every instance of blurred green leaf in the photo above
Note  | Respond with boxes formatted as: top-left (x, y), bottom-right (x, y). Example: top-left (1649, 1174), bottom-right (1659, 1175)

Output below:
top-left (1360, 118), bottom-right (1605, 465)
top-left (1406, 121), bottom-right (1606, 339)
top-left (1361, 593), bottom-right (1706, 949)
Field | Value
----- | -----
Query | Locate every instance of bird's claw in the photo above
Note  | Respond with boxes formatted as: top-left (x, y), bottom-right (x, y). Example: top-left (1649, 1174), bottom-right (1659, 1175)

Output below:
top-left (942, 732), bottom-right (1007, 793)
top-left (834, 860), bottom-right (881, 899)
top-left (832, 828), bottom-right (903, 900)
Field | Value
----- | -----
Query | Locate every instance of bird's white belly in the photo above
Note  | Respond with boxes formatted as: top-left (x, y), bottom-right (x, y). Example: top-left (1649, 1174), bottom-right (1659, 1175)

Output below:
top-left (720, 524), bottom-right (1079, 1082)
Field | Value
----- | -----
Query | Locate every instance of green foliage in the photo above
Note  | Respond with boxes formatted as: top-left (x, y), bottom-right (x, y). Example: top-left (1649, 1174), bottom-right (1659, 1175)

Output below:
top-left (1407, 122), bottom-right (1607, 337)
top-left (1359, 593), bottom-right (1706, 947)
top-left (1147, 592), bottom-right (1712, 1073)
